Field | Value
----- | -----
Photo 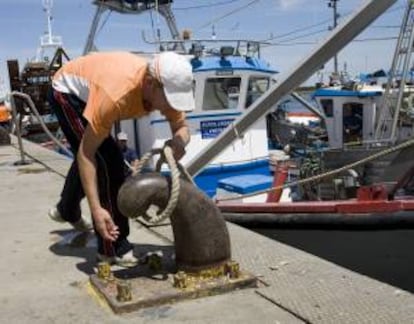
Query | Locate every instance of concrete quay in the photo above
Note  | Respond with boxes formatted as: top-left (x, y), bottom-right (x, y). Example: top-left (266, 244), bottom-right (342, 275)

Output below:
top-left (1, 137), bottom-right (414, 323)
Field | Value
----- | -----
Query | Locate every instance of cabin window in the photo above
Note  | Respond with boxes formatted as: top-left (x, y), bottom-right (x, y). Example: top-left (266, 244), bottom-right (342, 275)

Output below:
top-left (246, 77), bottom-right (270, 108)
top-left (202, 77), bottom-right (241, 110)
top-left (321, 99), bottom-right (334, 117)
top-left (343, 102), bottom-right (363, 144)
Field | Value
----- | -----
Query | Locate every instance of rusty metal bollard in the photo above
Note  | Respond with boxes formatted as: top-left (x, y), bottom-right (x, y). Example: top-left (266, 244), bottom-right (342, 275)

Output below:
top-left (118, 173), bottom-right (231, 272)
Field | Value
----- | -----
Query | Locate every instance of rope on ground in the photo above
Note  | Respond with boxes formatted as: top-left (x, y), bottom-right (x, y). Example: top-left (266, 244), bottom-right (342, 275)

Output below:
top-left (216, 137), bottom-right (414, 202)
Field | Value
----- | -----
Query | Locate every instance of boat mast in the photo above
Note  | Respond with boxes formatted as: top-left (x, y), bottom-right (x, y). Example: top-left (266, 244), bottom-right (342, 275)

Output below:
top-left (36, 0), bottom-right (63, 62)
top-left (374, 0), bottom-right (414, 143)
top-left (328, 0), bottom-right (340, 74)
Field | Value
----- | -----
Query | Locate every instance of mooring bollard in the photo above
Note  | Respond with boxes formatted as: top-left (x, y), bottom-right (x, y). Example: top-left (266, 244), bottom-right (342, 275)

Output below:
top-left (89, 173), bottom-right (256, 313)
top-left (118, 172), bottom-right (231, 273)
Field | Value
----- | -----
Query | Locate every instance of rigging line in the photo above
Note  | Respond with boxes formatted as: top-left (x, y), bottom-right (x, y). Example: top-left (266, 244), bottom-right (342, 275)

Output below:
top-left (262, 4), bottom-right (403, 44)
top-left (264, 41), bottom-right (317, 46)
top-left (262, 4), bottom-right (404, 44)
top-left (371, 25), bottom-right (400, 29)
top-left (271, 28), bottom-right (328, 44)
top-left (265, 8), bottom-right (357, 42)
top-left (155, 0), bottom-right (161, 43)
top-left (264, 35), bottom-right (398, 47)
top-left (263, 18), bottom-right (332, 42)
top-left (353, 36), bottom-right (398, 42)
top-left (196, 0), bottom-right (260, 31)
top-left (149, 8), bottom-right (157, 42)
top-left (174, 0), bottom-right (241, 10)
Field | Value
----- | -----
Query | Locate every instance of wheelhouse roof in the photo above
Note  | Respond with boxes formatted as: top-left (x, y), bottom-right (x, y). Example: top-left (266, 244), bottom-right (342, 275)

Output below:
top-left (191, 55), bottom-right (277, 74)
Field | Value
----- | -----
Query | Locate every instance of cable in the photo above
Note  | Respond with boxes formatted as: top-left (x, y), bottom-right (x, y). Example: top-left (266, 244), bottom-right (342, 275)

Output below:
top-left (264, 35), bottom-right (399, 47)
top-left (352, 36), bottom-right (398, 42)
top-left (264, 18), bottom-right (332, 42)
top-left (261, 4), bottom-right (404, 46)
top-left (272, 28), bottom-right (328, 45)
top-left (174, 0), bottom-right (241, 10)
top-left (196, 0), bottom-right (260, 31)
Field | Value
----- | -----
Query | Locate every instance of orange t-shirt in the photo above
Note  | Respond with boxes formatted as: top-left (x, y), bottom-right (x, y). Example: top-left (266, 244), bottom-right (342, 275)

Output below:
top-left (52, 51), bottom-right (185, 136)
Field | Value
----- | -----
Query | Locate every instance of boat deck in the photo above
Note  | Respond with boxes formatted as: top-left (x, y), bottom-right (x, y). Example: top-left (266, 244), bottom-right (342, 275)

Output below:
top-left (1, 137), bottom-right (414, 323)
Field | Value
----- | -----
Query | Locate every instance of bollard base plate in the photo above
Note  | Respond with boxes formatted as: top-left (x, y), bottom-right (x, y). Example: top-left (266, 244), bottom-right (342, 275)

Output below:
top-left (89, 251), bottom-right (257, 314)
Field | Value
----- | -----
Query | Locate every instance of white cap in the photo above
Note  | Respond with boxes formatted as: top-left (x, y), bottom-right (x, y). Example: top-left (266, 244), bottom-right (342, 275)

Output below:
top-left (117, 131), bottom-right (128, 141)
top-left (150, 52), bottom-right (195, 112)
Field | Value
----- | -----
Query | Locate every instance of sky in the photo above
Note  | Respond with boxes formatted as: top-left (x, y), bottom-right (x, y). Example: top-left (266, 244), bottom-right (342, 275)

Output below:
top-left (0, 0), bottom-right (408, 95)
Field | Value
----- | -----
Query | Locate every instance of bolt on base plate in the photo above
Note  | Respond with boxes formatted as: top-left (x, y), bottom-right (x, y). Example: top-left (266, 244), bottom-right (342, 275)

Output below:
top-left (89, 248), bottom-right (257, 314)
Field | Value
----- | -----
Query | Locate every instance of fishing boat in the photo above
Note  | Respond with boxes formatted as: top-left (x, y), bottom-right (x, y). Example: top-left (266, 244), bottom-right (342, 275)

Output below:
top-left (83, 0), bottom-right (414, 210)
top-left (7, 0), bottom-right (411, 228)
top-left (216, 0), bottom-right (414, 227)
top-left (6, 0), bottom-right (70, 143)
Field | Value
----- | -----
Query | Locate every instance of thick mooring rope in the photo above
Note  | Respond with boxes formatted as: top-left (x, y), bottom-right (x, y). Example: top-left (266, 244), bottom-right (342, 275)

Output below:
top-left (216, 137), bottom-right (414, 202)
top-left (132, 145), bottom-right (189, 224)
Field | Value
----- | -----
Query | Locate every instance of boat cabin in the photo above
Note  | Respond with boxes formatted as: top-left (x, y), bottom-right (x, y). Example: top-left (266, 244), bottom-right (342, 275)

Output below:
top-left (313, 86), bottom-right (383, 149)
top-left (120, 44), bottom-right (277, 196)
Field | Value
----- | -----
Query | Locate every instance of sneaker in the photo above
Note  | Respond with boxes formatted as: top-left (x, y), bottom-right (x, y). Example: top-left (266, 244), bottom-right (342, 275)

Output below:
top-left (97, 250), bottom-right (138, 268)
top-left (48, 207), bottom-right (65, 223)
top-left (48, 207), bottom-right (93, 232)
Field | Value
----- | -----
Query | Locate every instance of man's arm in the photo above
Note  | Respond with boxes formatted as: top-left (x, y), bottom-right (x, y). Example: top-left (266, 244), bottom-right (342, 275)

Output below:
top-left (168, 120), bottom-right (190, 160)
top-left (77, 125), bottom-right (119, 241)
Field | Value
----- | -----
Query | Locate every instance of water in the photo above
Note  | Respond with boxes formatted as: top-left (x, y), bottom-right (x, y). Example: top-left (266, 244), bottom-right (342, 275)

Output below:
top-left (254, 227), bottom-right (414, 294)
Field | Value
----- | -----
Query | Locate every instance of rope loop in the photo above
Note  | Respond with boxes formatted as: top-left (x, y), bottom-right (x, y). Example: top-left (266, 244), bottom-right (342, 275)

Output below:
top-left (132, 144), bottom-right (193, 224)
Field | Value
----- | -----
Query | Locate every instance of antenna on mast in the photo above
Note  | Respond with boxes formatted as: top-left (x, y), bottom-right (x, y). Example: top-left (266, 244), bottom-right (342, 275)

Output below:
top-left (36, 0), bottom-right (63, 62)
top-left (43, 0), bottom-right (53, 45)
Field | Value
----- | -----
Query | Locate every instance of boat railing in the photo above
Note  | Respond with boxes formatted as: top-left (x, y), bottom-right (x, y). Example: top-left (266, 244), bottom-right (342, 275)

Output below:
top-left (342, 138), bottom-right (395, 151)
top-left (141, 34), bottom-right (269, 58)
top-left (40, 35), bottom-right (63, 48)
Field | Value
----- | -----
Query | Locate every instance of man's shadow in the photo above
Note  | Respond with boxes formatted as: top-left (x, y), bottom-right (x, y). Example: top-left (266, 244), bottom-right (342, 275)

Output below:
top-left (49, 230), bottom-right (175, 278)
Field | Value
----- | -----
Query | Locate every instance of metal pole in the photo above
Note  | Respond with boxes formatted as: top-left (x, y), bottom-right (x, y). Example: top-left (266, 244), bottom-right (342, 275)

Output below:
top-left (158, 4), bottom-right (186, 52)
top-left (291, 92), bottom-right (326, 119)
top-left (328, 0), bottom-right (339, 74)
top-left (9, 95), bottom-right (31, 165)
top-left (83, 5), bottom-right (106, 54)
top-left (185, 0), bottom-right (397, 177)
top-left (374, 1), bottom-right (412, 139)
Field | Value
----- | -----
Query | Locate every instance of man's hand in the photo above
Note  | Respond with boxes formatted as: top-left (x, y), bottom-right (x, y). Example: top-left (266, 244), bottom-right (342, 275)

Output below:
top-left (93, 207), bottom-right (119, 241)
top-left (165, 137), bottom-right (186, 161)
